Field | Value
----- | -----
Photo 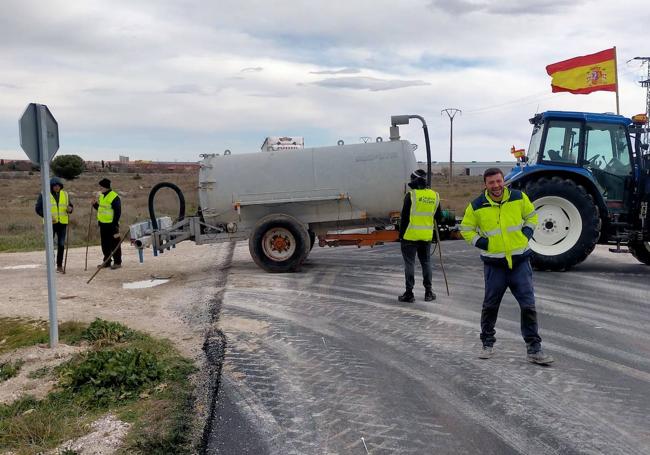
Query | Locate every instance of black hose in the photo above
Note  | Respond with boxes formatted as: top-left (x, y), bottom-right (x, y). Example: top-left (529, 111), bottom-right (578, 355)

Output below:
top-left (148, 182), bottom-right (186, 230)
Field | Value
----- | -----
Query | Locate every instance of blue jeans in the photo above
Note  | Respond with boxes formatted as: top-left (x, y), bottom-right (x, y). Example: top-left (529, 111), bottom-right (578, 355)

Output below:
top-left (400, 240), bottom-right (432, 293)
top-left (481, 258), bottom-right (542, 353)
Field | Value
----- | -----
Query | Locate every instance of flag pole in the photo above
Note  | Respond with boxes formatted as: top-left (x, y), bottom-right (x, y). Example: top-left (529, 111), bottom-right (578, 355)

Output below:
top-left (614, 46), bottom-right (620, 115)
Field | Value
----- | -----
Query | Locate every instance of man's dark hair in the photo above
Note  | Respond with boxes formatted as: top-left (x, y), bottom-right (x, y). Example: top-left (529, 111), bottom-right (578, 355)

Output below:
top-left (483, 167), bottom-right (504, 182)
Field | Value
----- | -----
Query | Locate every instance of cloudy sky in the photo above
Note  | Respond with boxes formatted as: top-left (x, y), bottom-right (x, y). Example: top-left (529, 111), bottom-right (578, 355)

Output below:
top-left (2, 0), bottom-right (649, 163)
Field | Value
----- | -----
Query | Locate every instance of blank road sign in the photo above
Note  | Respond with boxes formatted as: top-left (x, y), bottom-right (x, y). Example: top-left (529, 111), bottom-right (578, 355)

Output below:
top-left (19, 103), bottom-right (59, 164)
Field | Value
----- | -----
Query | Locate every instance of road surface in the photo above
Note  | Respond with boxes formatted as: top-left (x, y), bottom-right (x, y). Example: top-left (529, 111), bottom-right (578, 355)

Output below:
top-left (207, 240), bottom-right (650, 455)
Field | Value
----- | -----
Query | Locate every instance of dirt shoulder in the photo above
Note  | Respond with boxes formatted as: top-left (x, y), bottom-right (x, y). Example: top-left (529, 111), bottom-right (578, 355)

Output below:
top-left (1, 242), bottom-right (225, 355)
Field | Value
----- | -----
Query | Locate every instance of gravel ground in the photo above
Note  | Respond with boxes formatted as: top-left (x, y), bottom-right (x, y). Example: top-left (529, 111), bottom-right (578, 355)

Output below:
top-left (0, 241), bottom-right (233, 454)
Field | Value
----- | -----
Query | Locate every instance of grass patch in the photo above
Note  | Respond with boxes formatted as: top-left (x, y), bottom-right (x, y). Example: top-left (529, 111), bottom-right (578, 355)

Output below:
top-left (27, 366), bottom-right (52, 379)
top-left (0, 318), bottom-right (88, 355)
top-left (0, 359), bottom-right (24, 382)
top-left (0, 318), bottom-right (196, 454)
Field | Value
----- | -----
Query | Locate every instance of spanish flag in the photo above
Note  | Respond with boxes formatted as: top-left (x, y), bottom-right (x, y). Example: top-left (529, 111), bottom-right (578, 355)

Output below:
top-left (546, 48), bottom-right (617, 94)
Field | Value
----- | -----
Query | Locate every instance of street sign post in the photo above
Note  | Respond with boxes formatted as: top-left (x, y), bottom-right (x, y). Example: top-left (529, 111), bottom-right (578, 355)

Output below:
top-left (19, 103), bottom-right (60, 348)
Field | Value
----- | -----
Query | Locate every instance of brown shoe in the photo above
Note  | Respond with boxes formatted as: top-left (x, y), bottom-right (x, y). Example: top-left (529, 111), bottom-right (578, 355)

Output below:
top-left (56, 266), bottom-right (64, 273)
top-left (110, 263), bottom-right (122, 270)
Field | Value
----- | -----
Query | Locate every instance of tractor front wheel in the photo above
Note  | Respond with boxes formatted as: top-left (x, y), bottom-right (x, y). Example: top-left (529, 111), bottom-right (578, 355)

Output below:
top-left (525, 177), bottom-right (601, 271)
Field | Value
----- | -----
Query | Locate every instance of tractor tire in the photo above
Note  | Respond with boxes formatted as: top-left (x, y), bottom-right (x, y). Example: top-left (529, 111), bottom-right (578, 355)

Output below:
top-left (525, 177), bottom-right (601, 271)
top-left (628, 240), bottom-right (650, 265)
top-left (249, 214), bottom-right (310, 273)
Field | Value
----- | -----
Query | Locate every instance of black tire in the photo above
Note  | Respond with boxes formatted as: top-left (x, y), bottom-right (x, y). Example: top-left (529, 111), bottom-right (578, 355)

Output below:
top-left (308, 230), bottom-right (316, 251)
top-left (525, 177), bottom-right (601, 271)
top-left (629, 240), bottom-right (650, 265)
top-left (249, 214), bottom-right (310, 272)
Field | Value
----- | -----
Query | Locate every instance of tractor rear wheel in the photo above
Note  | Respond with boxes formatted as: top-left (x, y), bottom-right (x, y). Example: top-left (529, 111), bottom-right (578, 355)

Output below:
top-left (525, 177), bottom-right (601, 271)
top-left (249, 214), bottom-right (310, 273)
top-left (628, 240), bottom-right (650, 265)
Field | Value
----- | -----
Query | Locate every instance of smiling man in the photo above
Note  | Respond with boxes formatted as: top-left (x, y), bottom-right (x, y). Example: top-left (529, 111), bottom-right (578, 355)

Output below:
top-left (460, 168), bottom-right (553, 365)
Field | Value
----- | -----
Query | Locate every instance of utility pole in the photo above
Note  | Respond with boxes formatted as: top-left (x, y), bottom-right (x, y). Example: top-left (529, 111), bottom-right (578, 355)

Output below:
top-left (633, 57), bottom-right (650, 145)
top-left (441, 108), bottom-right (461, 184)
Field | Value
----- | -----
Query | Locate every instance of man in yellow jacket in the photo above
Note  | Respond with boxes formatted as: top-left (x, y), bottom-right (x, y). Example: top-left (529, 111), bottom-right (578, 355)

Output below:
top-left (35, 177), bottom-right (73, 273)
top-left (460, 168), bottom-right (553, 365)
top-left (398, 169), bottom-right (442, 303)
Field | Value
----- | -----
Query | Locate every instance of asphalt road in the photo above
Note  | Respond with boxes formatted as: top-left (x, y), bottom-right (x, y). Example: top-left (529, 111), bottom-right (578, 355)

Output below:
top-left (207, 240), bottom-right (650, 455)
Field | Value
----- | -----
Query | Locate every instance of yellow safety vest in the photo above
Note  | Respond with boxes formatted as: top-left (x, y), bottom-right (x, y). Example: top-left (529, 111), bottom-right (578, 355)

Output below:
top-left (403, 189), bottom-right (439, 241)
top-left (460, 188), bottom-right (538, 268)
top-left (97, 191), bottom-right (118, 223)
top-left (50, 190), bottom-right (69, 224)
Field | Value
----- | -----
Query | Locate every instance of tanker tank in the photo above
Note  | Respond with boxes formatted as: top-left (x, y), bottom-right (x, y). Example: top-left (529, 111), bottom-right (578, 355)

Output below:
top-left (198, 139), bottom-right (417, 236)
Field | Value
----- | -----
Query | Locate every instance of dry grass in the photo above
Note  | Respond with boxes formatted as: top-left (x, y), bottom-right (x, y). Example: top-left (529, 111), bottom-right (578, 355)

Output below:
top-left (431, 175), bottom-right (486, 215)
top-left (0, 171), bottom-right (198, 252)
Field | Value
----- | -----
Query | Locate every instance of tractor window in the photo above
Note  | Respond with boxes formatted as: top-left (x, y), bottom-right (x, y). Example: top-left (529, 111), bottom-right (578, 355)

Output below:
top-left (584, 123), bottom-right (632, 200)
top-left (542, 120), bottom-right (580, 165)
top-left (584, 123), bottom-right (631, 176)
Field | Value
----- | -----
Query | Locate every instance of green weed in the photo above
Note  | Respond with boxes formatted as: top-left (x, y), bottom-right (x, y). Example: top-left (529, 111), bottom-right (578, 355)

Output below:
top-left (0, 360), bottom-right (24, 382)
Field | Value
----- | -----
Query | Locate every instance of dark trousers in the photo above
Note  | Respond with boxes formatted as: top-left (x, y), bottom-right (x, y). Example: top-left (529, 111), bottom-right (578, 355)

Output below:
top-left (52, 223), bottom-right (67, 267)
top-left (481, 258), bottom-right (542, 353)
top-left (400, 240), bottom-right (432, 293)
top-left (99, 223), bottom-right (121, 265)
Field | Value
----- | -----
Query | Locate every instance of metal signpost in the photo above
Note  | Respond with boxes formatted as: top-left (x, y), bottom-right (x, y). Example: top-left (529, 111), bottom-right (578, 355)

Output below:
top-left (19, 103), bottom-right (60, 347)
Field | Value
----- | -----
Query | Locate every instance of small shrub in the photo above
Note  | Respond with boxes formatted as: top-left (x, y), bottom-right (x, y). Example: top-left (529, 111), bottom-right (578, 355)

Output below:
top-left (60, 348), bottom-right (163, 406)
top-left (0, 359), bottom-right (24, 382)
top-left (81, 318), bottom-right (137, 345)
top-left (51, 155), bottom-right (85, 180)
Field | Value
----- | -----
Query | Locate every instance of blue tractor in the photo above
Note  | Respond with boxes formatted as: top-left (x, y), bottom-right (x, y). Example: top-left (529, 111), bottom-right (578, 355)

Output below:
top-left (505, 111), bottom-right (650, 270)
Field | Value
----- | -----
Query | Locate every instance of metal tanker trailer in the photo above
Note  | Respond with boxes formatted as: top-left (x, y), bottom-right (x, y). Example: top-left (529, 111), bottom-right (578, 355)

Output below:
top-left (131, 117), bottom-right (423, 272)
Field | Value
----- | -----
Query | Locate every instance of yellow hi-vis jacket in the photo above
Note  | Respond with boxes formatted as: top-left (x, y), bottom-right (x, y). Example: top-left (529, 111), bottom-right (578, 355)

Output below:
top-left (403, 189), bottom-right (440, 242)
top-left (460, 187), bottom-right (538, 269)
top-left (50, 190), bottom-right (69, 224)
top-left (97, 191), bottom-right (118, 223)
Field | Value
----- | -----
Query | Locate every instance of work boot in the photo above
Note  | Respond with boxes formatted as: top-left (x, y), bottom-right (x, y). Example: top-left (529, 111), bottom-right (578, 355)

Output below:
top-left (110, 263), bottom-right (122, 270)
top-left (424, 289), bottom-right (436, 302)
top-left (527, 349), bottom-right (554, 365)
top-left (478, 346), bottom-right (494, 359)
top-left (56, 266), bottom-right (64, 273)
top-left (97, 263), bottom-right (110, 269)
top-left (397, 291), bottom-right (415, 303)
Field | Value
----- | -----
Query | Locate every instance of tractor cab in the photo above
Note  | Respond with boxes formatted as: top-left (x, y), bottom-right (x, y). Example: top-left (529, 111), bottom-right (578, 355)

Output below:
top-left (525, 111), bottom-right (634, 209)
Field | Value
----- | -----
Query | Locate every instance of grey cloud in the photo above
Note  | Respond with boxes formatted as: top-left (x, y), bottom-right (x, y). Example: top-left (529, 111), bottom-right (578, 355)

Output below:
top-left (310, 68), bottom-right (360, 75)
top-left (241, 67), bottom-right (264, 72)
top-left (313, 76), bottom-right (429, 91)
top-left (166, 84), bottom-right (203, 94)
top-left (430, 0), bottom-right (577, 15)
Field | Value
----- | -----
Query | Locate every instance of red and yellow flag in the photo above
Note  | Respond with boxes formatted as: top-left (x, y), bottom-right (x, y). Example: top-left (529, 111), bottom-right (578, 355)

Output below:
top-left (546, 48), bottom-right (617, 94)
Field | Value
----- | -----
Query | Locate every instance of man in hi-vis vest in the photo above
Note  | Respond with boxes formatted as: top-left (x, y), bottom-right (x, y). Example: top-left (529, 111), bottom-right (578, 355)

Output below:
top-left (460, 168), bottom-right (553, 365)
top-left (398, 169), bottom-right (442, 303)
top-left (92, 178), bottom-right (122, 269)
top-left (35, 177), bottom-right (74, 273)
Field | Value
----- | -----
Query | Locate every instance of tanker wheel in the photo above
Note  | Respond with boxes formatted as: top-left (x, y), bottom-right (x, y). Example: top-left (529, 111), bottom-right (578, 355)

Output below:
top-left (249, 214), bottom-right (310, 272)
top-left (308, 230), bottom-right (316, 251)
top-left (628, 240), bottom-right (650, 265)
top-left (525, 177), bottom-right (601, 271)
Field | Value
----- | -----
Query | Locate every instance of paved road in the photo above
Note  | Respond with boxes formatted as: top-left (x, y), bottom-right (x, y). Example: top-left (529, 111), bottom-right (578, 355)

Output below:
top-left (207, 241), bottom-right (650, 454)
